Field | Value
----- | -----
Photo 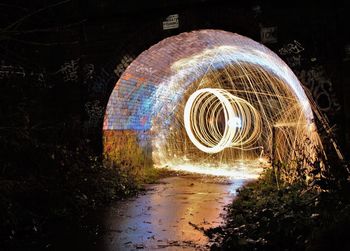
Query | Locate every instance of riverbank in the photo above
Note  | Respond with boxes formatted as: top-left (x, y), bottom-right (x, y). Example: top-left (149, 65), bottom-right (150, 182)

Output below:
top-left (38, 173), bottom-right (249, 251)
top-left (0, 146), bottom-right (179, 251)
top-left (207, 168), bottom-right (350, 250)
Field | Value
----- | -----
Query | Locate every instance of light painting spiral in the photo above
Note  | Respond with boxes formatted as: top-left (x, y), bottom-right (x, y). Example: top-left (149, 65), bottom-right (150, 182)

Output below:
top-left (103, 30), bottom-right (324, 180)
top-left (184, 88), bottom-right (261, 153)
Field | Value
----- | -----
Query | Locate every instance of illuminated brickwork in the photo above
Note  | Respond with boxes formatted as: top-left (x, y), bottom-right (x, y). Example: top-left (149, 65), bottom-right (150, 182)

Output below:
top-left (103, 30), bottom-right (319, 175)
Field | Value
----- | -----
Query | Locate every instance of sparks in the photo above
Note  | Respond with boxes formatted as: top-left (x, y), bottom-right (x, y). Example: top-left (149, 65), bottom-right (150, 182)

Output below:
top-left (103, 30), bottom-right (323, 177)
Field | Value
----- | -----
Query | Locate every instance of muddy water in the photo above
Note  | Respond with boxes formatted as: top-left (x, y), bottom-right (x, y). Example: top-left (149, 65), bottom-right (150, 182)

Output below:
top-left (93, 175), bottom-right (248, 251)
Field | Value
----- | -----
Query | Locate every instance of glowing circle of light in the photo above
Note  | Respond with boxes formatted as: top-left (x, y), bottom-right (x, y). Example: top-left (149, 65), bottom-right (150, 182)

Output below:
top-left (184, 88), bottom-right (262, 154)
top-left (103, 30), bottom-right (324, 179)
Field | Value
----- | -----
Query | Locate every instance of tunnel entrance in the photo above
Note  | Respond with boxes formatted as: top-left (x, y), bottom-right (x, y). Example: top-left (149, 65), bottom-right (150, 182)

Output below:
top-left (103, 29), bottom-right (321, 177)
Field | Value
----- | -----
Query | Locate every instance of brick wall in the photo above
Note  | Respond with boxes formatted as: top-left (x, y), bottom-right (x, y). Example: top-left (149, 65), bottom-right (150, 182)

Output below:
top-left (102, 29), bottom-right (322, 178)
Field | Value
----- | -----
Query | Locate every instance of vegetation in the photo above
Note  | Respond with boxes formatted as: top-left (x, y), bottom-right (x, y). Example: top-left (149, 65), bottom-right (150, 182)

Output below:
top-left (0, 75), bottom-right (177, 250)
top-left (1, 50), bottom-right (348, 251)
top-left (207, 157), bottom-right (350, 251)
top-left (0, 134), bottom-right (176, 250)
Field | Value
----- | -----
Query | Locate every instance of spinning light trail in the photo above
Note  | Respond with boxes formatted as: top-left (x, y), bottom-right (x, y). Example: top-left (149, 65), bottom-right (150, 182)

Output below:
top-left (103, 30), bottom-right (323, 179)
top-left (183, 88), bottom-right (261, 153)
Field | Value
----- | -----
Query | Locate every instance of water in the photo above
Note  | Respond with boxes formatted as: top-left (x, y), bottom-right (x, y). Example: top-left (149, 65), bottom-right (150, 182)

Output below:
top-left (51, 173), bottom-right (253, 251)
top-left (96, 175), bottom-right (250, 250)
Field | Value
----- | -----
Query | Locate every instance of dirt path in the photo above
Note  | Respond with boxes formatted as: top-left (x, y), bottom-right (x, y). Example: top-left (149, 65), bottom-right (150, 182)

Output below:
top-left (96, 175), bottom-right (248, 250)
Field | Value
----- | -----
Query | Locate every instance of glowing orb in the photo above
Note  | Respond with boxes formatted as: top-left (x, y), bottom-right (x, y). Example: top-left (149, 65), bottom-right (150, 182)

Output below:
top-left (184, 88), bottom-right (261, 153)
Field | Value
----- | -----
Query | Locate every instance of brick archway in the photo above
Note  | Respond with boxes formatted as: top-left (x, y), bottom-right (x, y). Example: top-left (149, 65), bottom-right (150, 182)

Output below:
top-left (103, 29), bottom-right (321, 175)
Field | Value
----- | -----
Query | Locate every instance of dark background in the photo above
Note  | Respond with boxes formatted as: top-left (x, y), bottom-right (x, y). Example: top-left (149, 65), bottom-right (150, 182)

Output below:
top-left (1, 0), bottom-right (349, 156)
top-left (1, 1), bottom-right (350, 250)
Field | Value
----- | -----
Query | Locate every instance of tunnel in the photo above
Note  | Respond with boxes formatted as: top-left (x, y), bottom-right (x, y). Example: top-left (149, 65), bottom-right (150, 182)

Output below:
top-left (103, 29), bottom-right (322, 178)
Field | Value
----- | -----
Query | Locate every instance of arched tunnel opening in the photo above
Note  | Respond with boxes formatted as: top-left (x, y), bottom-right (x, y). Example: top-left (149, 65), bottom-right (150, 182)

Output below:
top-left (103, 29), bottom-right (322, 178)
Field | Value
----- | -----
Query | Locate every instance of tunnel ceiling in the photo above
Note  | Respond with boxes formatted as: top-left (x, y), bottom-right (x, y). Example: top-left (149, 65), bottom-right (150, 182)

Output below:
top-left (103, 29), bottom-right (321, 174)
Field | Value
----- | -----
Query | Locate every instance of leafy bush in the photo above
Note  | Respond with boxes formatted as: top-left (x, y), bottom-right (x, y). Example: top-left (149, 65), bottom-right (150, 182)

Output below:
top-left (208, 167), bottom-right (350, 251)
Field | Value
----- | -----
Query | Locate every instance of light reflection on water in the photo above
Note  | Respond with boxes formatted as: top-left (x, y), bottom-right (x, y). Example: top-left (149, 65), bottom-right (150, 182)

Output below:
top-left (97, 163), bottom-right (268, 250)
top-left (227, 178), bottom-right (246, 195)
top-left (101, 176), bottom-right (235, 250)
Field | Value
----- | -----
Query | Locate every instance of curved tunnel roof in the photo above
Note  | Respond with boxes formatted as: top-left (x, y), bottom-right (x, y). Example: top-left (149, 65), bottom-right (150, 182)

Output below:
top-left (103, 29), bottom-right (313, 131)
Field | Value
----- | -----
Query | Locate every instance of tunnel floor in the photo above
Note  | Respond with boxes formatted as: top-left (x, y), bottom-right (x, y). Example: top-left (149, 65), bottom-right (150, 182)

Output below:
top-left (94, 174), bottom-right (250, 250)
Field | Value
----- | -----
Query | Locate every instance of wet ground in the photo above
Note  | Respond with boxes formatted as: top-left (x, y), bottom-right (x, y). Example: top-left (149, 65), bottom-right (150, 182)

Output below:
top-left (95, 174), bottom-right (249, 251)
